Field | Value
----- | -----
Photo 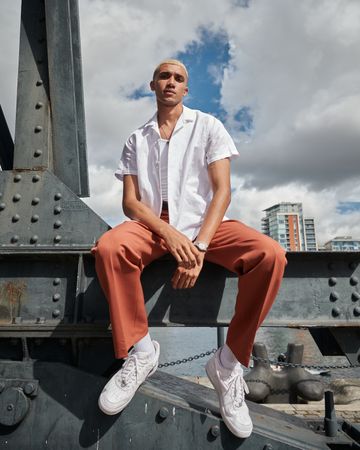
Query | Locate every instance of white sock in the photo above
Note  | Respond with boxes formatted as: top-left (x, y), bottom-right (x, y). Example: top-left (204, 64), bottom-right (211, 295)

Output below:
top-left (134, 333), bottom-right (155, 356)
top-left (219, 344), bottom-right (242, 374)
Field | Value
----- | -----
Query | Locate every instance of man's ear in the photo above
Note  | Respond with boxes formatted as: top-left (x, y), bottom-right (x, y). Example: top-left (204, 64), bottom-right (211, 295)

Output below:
top-left (183, 86), bottom-right (189, 97)
top-left (150, 80), bottom-right (155, 91)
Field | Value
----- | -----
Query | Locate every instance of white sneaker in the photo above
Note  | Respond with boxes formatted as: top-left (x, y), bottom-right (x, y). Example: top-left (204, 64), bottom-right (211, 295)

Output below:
top-left (206, 348), bottom-right (253, 438)
top-left (98, 340), bottom-right (160, 415)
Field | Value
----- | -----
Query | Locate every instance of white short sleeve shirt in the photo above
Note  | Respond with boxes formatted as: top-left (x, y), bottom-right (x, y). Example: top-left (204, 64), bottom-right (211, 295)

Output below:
top-left (115, 106), bottom-right (239, 240)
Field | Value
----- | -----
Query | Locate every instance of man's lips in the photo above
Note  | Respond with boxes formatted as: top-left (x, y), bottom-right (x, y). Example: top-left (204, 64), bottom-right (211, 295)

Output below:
top-left (164, 90), bottom-right (176, 95)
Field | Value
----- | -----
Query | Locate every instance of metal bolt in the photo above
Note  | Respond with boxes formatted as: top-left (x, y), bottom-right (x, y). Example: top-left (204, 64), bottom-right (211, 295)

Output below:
top-left (7, 404), bottom-right (14, 412)
top-left (30, 235), bottom-right (39, 244)
top-left (0, 203), bottom-right (5, 211)
top-left (329, 292), bottom-right (339, 302)
top-left (11, 235), bottom-right (19, 244)
top-left (34, 125), bottom-right (43, 133)
top-left (210, 425), bottom-right (220, 437)
top-left (32, 174), bottom-right (40, 182)
top-left (35, 102), bottom-right (44, 109)
top-left (54, 206), bottom-right (62, 214)
top-left (32, 197), bottom-right (40, 205)
top-left (13, 193), bottom-right (21, 202)
top-left (53, 293), bottom-right (61, 302)
top-left (54, 235), bottom-right (62, 243)
top-left (352, 292), bottom-right (360, 301)
top-left (31, 214), bottom-right (39, 223)
top-left (354, 307), bottom-right (360, 317)
top-left (350, 276), bottom-right (359, 286)
top-left (14, 174), bottom-right (22, 182)
top-left (24, 383), bottom-right (35, 395)
top-left (54, 220), bottom-right (62, 228)
top-left (159, 406), bottom-right (169, 419)
top-left (36, 79), bottom-right (43, 86)
top-left (52, 309), bottom-right (61, 318)
top-left (12, 214), bottom-right (20, 223)
top-left (54, 193), bottom-right (62, 201)
top-left (53, 278), bottom-right (61, 286)
top-left (331, 307), bottom-right (341, 318)
top-left (34, 149), bottom-right (43, 157)
top-left (328, 277), bottom-right (337, 286)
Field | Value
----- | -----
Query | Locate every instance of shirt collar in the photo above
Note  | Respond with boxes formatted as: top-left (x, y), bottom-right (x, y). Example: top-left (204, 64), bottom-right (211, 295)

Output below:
top-left (144, 105), bottom-right (196, 134)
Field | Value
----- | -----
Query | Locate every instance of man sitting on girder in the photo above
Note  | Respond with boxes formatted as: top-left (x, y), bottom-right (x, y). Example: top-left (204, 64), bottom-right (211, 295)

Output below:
top-left (92, 59), bottom-right (287, 439)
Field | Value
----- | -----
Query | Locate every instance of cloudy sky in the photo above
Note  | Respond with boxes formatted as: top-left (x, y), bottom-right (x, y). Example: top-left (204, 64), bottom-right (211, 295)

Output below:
top-left (1, 0), bottom-right (360, 246)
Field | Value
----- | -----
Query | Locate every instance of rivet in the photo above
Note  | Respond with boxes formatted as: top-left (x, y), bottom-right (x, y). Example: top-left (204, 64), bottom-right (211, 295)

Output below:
top-left (53, 278), bottom-right (61, 286)
top-left (0, 203), bottom-right (6, 211)
top-left (11, 235), bottom-right (19, 243)
top-left (14, 174), bottom-right (22, 182)
top-left (352, 292), bottom-right (360, 302)
top-left (159, 406), bottom-right (169, 419)
top-left (328, 262), bottom-right (334, 270)
top-left (35, 101), bottom-right (44, 109)
top-left (54, 193), bottom-right (62, 201)
top-left (34, 125), bottom-right (43, 133)
top-left (350, 276), bottom-right (359, 286)
top-left (54, 220), bottom-right (62, 228)
top-left (32, 174), bottom-right (40, 182)
top-left (263, 445), bottom-right (274, 450)
top-left (32, 197), bottom-right (40, 205)
top-left (54, 206), bottom-right (62, 214)
top-left (34, 149), bottom-right (43, 157)
top-left (329, 292), bottom-right (339, 302)
top-left (54, 235), bottom-right (62, 243)
top-left (24, 383), bottom-right (35, 395)
top-left (349, 262), bottom-right (358, 270)
top-left (30, 235), bottom-right (39, 244)
top-left (36, 317), bottom-right (45, 324)
top-left (31, 214), bottom-right (39, 223)
top-left (53, 293), bottom-right (61, 302)
top-left (331, 307), bottom-right (340, 318)
top-left (36, 79), bottom-right (43, 86)
top-left (328, 277), bottom-right (337, 286)
top-left (7, 404), bottom-right (14, 412)
top-left (210, 425), bottom-right (220, 437)
top-left (12, 214), bottom-right (20, 223)
top-left (354, 306), bottom-right (360, 317)
top-left (13, 193), bottom-right (21, 202)
top-left (52, 309), bottom-right (61, 318)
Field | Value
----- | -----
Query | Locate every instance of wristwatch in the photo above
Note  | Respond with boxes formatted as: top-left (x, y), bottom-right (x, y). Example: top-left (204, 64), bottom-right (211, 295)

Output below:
top-left (194, 240), bottom-right (208, 252)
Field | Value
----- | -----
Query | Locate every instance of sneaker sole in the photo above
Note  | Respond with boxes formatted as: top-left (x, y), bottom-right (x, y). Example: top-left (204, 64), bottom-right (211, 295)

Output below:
top-left (205, 359), bottom-right (253, 439)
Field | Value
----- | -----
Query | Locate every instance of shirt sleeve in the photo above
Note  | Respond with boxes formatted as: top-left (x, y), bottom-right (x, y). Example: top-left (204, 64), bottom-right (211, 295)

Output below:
top-left (114, 134), bottom-right (138, 181)
top-left (206, 116), bottom-right (239, 165)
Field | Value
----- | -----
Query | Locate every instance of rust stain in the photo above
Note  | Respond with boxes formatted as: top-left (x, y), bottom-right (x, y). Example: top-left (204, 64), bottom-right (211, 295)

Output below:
top-left (0, 281), bottom-right (27, 323)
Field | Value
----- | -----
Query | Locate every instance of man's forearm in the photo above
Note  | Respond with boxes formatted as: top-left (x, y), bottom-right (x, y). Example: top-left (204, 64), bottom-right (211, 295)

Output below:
top-left (195, 188), bottom-right (231, 245)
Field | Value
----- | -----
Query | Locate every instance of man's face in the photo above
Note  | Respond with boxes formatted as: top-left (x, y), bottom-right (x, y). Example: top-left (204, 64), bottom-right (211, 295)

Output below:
top-left (150, 63), bottom-right (188, 107)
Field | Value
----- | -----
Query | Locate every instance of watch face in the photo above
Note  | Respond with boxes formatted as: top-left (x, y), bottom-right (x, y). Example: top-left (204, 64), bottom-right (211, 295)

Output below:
top-left (196, 242), bottom-right (207, 252)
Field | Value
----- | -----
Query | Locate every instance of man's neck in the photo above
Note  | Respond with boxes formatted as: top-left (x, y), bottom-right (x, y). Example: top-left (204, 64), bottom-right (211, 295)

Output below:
top-left (157, 103), bottom-right (183, 126)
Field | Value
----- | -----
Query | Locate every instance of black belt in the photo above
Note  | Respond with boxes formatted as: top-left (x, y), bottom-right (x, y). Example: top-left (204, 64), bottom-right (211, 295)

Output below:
top-left (162, 201), bottom-right (168, 211)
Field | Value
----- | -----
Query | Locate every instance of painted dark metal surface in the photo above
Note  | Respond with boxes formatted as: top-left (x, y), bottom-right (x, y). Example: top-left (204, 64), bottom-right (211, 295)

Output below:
top-left (1, 361), bottom-right (358, 449)
top-left (0, 106), bottom-right (14, 170)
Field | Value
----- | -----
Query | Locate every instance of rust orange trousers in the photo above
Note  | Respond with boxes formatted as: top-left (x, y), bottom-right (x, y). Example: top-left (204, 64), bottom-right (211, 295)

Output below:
top-left (92, 217), bottom-right (287, 367)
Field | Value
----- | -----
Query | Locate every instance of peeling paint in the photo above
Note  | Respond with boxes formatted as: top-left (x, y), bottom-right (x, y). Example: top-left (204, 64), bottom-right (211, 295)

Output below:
top-left (0, 281), bottom-right (26, 323)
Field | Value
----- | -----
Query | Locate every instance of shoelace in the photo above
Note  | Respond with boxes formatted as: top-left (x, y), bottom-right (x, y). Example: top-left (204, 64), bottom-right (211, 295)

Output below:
top-left (229, 371), bottom-right (249, 408)
top-left (116, 355), bottom-right (138, 388)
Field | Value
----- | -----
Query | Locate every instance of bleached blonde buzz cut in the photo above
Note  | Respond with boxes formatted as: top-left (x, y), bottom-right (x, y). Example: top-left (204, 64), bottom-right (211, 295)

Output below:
top-left (152, 59), bottom-right (189, 81)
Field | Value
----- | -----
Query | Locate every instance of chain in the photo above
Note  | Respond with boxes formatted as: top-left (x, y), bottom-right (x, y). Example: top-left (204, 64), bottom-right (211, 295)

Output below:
top-left (158, 348), bottom-right (360, 370)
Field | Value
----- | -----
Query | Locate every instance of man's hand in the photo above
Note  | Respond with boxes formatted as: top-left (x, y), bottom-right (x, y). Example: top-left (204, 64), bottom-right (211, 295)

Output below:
top-left (171, 252), bottom-right (205, 289)
top-left (161, 226), bottom-right (202, 269)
